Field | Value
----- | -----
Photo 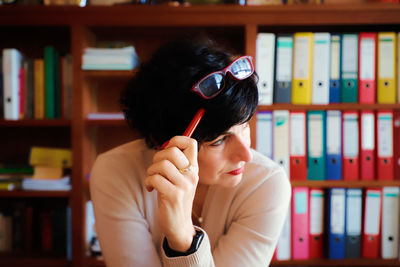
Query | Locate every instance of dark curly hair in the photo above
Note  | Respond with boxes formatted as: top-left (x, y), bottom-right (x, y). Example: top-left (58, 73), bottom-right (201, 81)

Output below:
top-left (120, 36), bottom-right (258, 149)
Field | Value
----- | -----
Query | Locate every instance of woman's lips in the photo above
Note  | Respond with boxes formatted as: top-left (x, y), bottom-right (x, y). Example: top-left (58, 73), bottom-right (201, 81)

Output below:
top-left (227, 166), bottom-right (244, 175)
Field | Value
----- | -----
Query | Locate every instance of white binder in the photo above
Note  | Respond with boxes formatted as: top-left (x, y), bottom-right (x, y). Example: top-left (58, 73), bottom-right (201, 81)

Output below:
top-left (273, 110), bottom-right (290, 176)
top-left (2, 48), bottom-right (23, 120)
top-left (312, 33), bottom-right (331, 104)
top-left (256, 33), bottom-right (276, 105)
top-left (276, 205), bottom-right (291, 260)
top-left (381, 187), bottom-right (399, 259)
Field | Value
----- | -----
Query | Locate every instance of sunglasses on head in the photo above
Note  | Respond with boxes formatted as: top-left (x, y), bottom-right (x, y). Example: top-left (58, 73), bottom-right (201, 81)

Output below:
top-left (161, 55), bottom-right (254, 149)
top-left (191, 55), bottom-right (255, 99)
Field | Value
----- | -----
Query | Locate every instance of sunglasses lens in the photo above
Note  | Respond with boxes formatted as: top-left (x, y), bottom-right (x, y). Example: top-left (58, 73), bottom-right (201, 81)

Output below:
top-left (230, 57), bottom-right (253, 79)
top-left (198, 73), bottom-right (224, 98)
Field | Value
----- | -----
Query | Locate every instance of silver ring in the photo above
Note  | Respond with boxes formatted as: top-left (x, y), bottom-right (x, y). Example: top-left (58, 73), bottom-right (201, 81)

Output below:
top-left (178, 164), bottom-right (193, 174)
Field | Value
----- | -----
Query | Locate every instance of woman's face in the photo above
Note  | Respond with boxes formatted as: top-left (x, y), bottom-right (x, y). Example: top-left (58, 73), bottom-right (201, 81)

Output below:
top-left (197, 123), bottom-right (252, 187)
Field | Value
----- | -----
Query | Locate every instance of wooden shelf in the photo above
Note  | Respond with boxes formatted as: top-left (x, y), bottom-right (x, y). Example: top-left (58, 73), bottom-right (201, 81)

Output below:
top-left (0, 190), bottom-right (71, 198)
top-left (86, 257), bottom-right (105, 267)
top-left (83, 70), bottom-right (136, 81)
top-left (291, 180), bottom-right (400, 188)
top-left (0, 257), bottom-right (70, 267)
top-left (0, 119), bottom-right (71, 127)
top-left (258, 103), bottom-right (400, 111)
top-left (85, 119), bottom-right (126, 127)
top-left (0, 4), bottom-right (400, 26)
top-left (271, 258), bottom-right (400, 266)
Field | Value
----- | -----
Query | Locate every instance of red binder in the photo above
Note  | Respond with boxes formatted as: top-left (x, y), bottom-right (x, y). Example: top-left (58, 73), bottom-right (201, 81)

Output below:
top-left (342, 111), bottom-right (359, 180)
top-left (309, 189), bottom-right (324, 258)
top-left (360, 110), bottom-right (375, 180)
top-left (358, 33), bottom-right (377, 104)
top-left (394, 110), bottom-right (400, 180)
top-left (362, 188), bottom-right (382, 259)
top-left (292, 187), bottom-right (309, 260)
top-left (377, 111), bottom-right (394, 180)
top-left (290, 111), bottom-right (307, 180)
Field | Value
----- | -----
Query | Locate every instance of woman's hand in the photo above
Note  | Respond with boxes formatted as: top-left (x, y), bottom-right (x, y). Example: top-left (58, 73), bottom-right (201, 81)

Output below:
top-left (144, 136), bottom-right (198, 252)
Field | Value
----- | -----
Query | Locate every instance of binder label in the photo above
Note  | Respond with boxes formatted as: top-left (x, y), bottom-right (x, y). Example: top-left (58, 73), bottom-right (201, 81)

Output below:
top-left (294, 36), bottom-right (310, 79)
top-left (331, 191), bottom-right (345, 234)
top-left (360, 37), bottom-right (375, 80)
top-left (362, 113), bottom-right (375, 150)
top-left (308, 114), bottom-right (323, 157)
top-left (378, 113), bottom-right (393, 157)
top-left (310, 191), bottom-right (324, 234)
top-left (378, 35), bottom-right (395, 78)
top-left (276, 37), bottom-right (293, 82)
top-left (295, 192), bottom-right (307, 214)
top-left (343, 114), bottom-right (359, 157)
top-left (290, 113), bottom-right (305, 156)
top-left (365, 191), bottom-right (381, 235)
top-left (327, 111), bottom-right (341, 154)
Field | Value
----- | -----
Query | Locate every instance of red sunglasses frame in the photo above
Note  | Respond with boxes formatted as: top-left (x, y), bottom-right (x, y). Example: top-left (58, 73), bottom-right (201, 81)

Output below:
top-left (190, 55), bottom-right (254, 99)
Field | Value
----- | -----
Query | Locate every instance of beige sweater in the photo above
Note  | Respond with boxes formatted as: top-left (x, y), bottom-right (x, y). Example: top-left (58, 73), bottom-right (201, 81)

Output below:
top-left (90, 139), bottom-right (291, 267)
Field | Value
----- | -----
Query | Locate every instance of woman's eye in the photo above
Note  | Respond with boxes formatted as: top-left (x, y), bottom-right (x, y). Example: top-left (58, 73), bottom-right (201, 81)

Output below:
top-left (210, 136), bottom-right (227, 146)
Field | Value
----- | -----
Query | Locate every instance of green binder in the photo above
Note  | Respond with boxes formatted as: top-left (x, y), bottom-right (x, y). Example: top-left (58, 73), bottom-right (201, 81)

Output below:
top-left (340, 33), bottom-right (359, 103)
top-left (307, 110), bottom-right (326, 180)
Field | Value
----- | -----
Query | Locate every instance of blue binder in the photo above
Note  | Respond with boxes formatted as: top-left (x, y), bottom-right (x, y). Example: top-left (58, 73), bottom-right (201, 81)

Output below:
top-left (329, 33), bottom-right (341, 103)
top-left (326, 110), bottom-right (342, 180)
top-left (326, 188), bottom-right (346, 259)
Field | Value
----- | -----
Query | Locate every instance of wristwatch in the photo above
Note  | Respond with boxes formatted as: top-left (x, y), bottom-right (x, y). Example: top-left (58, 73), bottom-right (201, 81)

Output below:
top-left (163, 230), bottom-right (204, 257)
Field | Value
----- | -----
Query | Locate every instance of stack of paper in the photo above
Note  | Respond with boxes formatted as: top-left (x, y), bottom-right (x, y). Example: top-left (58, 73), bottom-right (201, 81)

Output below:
top-left (82, 46), bottom-right (139, 70)
top-left (22, 176), bottom-right (71, 191)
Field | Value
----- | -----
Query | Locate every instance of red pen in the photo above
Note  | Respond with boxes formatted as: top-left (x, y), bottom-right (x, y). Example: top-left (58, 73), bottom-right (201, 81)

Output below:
top-left (161, 108), bottom-right (205, 149)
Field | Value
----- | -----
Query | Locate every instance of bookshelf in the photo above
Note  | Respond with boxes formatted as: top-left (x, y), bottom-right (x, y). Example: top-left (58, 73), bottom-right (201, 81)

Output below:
top-left (0, 3), bottom-right (400, 267)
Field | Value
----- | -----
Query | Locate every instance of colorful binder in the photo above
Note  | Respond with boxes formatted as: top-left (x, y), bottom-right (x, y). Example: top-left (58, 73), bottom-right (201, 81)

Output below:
top-left (341, 33), bottom-right (359, 103)
top-left (292, 32), bottom-right (313, 104)
top-left (256, 111), bottom-right (273, 159)
top-left (292, 187), bottom-right (309, 260)
top-left (329, 34), bottom-right (341, 103)
top-left (342, 111), bottom-right (359, 181)
top-left (326, 188), bottom-right (346, 259)
top-left (309, 189), bottom-right (324, 259)
top-left (273, 110), bottom-right (290, 176)
top-left (326, 110), bottom-right (342, 180)
top-left (256, 33), bottom-right (276, 105)
top-left (290, 111), bottom-right (307, 180)
top-left (381, 187), bottom-right (399, 259)
top-left (362, 188), bottom-right (382, 259)
top-left (312, 32), bottom-right (331, 104)
top-left (345, 188), bottom-right (362, 258)
top-left (394, 110), bottom-right (400, 180)
top-left (377, 111), bottom-right (394, 180)
top-left (358, 33), bottom-right (377, 104)
top-left (360, 110), bottom-right (375, 180)
top-left (274, 34), bottom-right (293, 103)
top-left (377, 32), bottom-right (397, 104)
top-left (307, 111), bottom-right (326, 180)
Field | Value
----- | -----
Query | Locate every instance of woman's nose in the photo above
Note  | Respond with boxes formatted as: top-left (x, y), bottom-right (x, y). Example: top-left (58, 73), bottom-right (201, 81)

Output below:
top-left (231, 134), bottom-right (252, 163)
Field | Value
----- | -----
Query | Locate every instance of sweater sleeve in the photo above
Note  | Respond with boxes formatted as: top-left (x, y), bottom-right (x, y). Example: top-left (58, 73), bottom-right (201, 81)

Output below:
top-left (213, 167), bottom-right (291, 267)
top-left (90, 153), bottom-right (162, 267)
top-left (160, 227), bottom-right (215, 267)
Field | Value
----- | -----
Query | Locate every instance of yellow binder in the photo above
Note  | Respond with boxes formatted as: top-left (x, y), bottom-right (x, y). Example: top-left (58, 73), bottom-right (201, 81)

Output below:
top-left (377, 32), bottom-right (397, 104)
top-left (292, 32), bottom-right (313, 104)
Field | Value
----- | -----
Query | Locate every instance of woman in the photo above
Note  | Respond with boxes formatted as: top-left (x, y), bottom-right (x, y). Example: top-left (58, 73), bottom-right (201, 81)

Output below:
top-left (90, 37), bottom-right (291, 267)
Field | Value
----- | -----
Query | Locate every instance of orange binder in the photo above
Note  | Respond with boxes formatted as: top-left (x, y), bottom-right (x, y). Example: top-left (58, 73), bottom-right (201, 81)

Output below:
top-left (292, 187), bottom-right (309, 260)
top-left (360, 110), bottom-right (375, 180)
top-left (377, 111), bottom-right (394, 180)
top-left (362, 188), bottom-right (382, 259)
top-left (358, 33), bottom-right (377, 104)
top-left (309, 189), bottom-right (324, 258)
top-left (342, 111), bottom-right (359, 181)
top-left (290, 111), bottom-right (307, 180)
